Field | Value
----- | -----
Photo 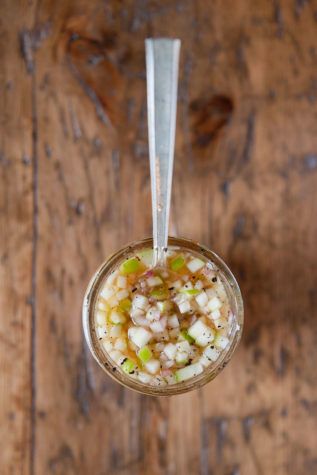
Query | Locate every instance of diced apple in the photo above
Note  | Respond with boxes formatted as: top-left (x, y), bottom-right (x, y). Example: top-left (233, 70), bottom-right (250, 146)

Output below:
top-left (145, 359), bottom-right (160, 374)
top-left (100, 286), bottom-right (114, 300)
top-left (208, 296), bottom-right (222, 311)
top-left (175, 363), bottom-right (203, 382)
top-left (186, 258), bottom-right (205, 273)
top-left (106, 271), bottom-right (119, 286)
top-left (208, 308), bottom-right (221, 320)
top-left (116, 289), bottom-right (129, 301)
top-left (196, 331), bottom-right (215, 347)
top-left (109, 350), bottom-right (125, 365)
top-left (167, 314), bottom-right (179, 328)
top-left (187, 319), bottom-right (208, 340)
top-left (109, 325), bottom-right (122, 338)
top-left (205, 288), bottom-right (216, 299)
top-left (138, 371), bottom-right (152, 384)
top-left (147, 276), bottom-right (163, 287)
top-left (137, 249), bottom-right (153, 267)
top-left (188, 319), bottom-right (214, 347)
top-left (214, 334), bottom-right (229, 349)
top-left (132, 294), bottom-right (149, 310)
top-left (146, 307), bottom-right (161, 321)
top-left (96, 310), bottom-right (107, 326)
top-left (164, 343), bottom-right (177, 360)
top-left (128, 327), bottom-right (152, 348)
top-left (204, 345), bottom-right (220, 362)
top-left (117, 275), bottom-right (127, 288)
top-left (97, 298), bottom-right (108, 312)
top-left (110, 309), bottom-right (126, 325)
top-left (164, 373), bottom-right (176, 385)
top-left (150, 318), bottom-right (167, 333)
top-left (114, 338), bottom-right (127, 351)
top-left (102, 340), bottom-right (113, 352)
top-left (178, 300), bottom-right (191, 314)
top-left (172, 280), bottom-right (182, 289)
top-left (194, 280), bottom-right (204, 290)
top-left (195, 291), bottom-right (208, 307)
top-left (96, 326), bottom-right (107, 338)
top-left (175, 351), bottom-right (188, 364)
top-left (108, 295), bottom-right (119, 308)
top-left (176, 340), bottom-right (191, 353)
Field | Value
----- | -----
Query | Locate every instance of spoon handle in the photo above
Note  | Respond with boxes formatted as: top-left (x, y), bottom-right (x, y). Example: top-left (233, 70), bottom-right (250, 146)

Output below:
top-left (145, 38), bottom-right (181, 267)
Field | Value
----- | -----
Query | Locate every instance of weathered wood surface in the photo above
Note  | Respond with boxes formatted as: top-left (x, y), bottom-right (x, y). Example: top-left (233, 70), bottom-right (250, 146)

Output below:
top-left (1, 1), bottom-right (317, 474)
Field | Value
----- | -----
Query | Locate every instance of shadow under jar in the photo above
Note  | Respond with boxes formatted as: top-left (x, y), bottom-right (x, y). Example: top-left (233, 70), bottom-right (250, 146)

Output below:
top-left (83, 237), bottom-right (244, 396)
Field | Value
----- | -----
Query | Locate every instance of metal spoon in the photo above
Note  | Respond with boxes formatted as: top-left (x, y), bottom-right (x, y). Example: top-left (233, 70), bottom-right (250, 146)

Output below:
top-left (145, 38), bottom-right (181, 267)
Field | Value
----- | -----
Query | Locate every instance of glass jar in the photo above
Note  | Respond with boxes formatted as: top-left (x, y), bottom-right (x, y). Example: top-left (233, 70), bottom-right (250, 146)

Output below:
top-left (82, 237), bottom-right (244, 396)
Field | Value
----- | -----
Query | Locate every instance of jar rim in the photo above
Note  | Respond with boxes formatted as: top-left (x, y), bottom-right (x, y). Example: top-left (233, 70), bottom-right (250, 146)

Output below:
top-left (82, 236), bottom-right (244, 396)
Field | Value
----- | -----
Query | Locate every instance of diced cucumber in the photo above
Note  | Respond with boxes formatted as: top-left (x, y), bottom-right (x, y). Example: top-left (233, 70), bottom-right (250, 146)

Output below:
top-left (180, 329), bottom-right (195, 344)
top-left (138, 345), bottom-right (152, 363)
top-left (118, 298), bottom-right (132, 313)
top-left (175, 363), bottom-right (203, 382)
top-left (121, 358), bottom-right (136, 374)
top-left (170, 256), bottom-right (185, 271)
top-left (120, 257), bottom-right (140, 275)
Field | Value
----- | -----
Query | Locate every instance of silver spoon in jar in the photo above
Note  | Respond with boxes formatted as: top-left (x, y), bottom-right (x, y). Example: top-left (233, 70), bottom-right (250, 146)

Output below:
top-left (145, 38), bottom-right (181, 268)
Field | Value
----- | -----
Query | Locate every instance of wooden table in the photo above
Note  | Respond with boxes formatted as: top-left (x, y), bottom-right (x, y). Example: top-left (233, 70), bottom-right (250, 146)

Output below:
top-left (1, 1), bottom-right (316, 474)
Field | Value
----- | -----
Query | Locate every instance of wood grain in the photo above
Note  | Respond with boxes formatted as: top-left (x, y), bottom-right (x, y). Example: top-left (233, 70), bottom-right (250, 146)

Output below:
top-left (1, 0), bottom-right (317, 474)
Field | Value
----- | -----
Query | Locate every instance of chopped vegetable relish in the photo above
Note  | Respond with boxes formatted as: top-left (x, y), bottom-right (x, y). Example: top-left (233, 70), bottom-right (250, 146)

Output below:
top-left (94, 247), bottom-right (236, 386)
